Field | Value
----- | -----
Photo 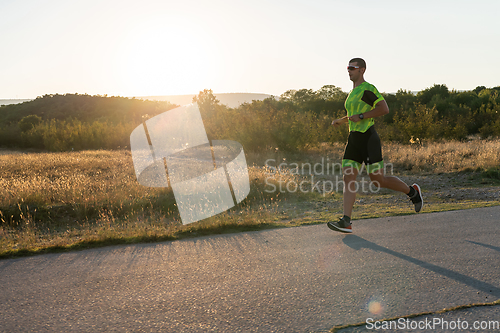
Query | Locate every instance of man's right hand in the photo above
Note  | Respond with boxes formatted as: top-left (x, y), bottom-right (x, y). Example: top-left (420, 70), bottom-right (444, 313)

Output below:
top-left (331, 116), bottom-right (348, 127)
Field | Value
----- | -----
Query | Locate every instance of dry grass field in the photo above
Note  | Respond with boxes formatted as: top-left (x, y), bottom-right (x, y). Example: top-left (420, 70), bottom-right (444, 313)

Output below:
top-left (1, 139), bottom-right (499, 258)
top-left (383, 139), bottom-right (500, 173)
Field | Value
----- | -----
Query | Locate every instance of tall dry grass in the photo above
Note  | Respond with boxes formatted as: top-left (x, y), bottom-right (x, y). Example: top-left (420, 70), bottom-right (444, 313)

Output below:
top-left (383, 139), bottom-right (500, 173)
top-left (0, 150), bottom-right (168, 223)
top-left (1, 139), bottom-right (499, 256)
top-left (0, 149), bottom-right (294, 256)
top-left (248, 139), bottom-right (500, 174)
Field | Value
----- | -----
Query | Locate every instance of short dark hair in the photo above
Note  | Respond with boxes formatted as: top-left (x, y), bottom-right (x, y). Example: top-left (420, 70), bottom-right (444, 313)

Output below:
top-left (349, 58), bottom-right (366, 68)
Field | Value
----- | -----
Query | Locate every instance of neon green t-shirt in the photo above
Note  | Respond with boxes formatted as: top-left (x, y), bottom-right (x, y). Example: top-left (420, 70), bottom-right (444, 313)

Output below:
top-left (344, 81), bottom-right (385, 133)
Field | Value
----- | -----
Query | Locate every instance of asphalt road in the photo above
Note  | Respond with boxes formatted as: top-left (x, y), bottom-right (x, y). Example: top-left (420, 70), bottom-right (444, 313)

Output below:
top-left (1, 206), bottom-right (499, 332)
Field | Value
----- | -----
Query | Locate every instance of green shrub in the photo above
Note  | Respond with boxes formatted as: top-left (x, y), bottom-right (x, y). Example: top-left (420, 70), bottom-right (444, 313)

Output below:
top-left (18, 115), bottom-right (42, 132)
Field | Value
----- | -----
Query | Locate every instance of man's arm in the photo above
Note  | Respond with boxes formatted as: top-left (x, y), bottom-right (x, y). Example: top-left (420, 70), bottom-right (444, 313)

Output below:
top-left (331, 115), bottom-right (349, 127)
top-left (349, 100), bottom-right (389, 122)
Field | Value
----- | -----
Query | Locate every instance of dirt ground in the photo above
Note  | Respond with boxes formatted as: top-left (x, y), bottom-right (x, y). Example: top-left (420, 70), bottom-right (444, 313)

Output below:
top-left (268, 170), bottom-right (500, 224)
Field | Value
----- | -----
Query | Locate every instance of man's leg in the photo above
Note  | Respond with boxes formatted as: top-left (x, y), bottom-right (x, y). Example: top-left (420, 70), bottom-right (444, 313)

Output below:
top-left (343, 166), bottom-right (359, 217)
top-left (368, 169), bottom-right (410, 194)
top-left (327, 165), bottom-right (359, 233)
top-left (369, 168), bottom-right (423, 212)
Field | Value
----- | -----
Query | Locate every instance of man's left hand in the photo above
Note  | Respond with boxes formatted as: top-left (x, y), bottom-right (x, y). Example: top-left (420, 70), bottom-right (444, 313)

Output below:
top-left (349, 115), bottom-right (361, 122)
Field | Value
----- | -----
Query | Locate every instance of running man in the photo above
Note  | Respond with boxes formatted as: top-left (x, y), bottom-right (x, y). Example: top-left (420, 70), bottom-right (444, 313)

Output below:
top-left (327, 58), bottom-right (423, 233)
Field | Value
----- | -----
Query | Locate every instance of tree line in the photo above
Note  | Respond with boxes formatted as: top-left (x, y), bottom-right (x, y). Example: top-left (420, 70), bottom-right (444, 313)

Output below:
top-left (0, 85), bottom-right (499, 152)
top-left (198, 84), bottom-right (500, 152)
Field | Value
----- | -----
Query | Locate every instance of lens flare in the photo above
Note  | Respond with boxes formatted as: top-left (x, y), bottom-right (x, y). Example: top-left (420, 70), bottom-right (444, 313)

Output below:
top-left (368, 300), bottom-right (384, 315)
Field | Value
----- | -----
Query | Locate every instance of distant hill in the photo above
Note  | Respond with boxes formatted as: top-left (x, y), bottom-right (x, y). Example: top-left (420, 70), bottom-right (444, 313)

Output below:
top-left (139, 93), bottom-right (273, 108)
top-left (0, 93), bottom-right (273, 110)
top-left (0, 99), bottom-right (33, 106)
top-left (0, 93), bottom-right (274, 126)
top-left (0, 94), bottom-right (176, 125)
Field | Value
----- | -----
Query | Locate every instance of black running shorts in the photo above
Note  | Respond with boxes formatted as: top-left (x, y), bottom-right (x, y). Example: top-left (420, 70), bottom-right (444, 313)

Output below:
top-left (342, 126), bottom-right (384, 173)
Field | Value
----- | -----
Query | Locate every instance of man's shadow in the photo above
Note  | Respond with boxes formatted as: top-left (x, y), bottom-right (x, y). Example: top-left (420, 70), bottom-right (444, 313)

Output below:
top-left (342, 235), bottom-right (500, 298)
top-left (467, 240), bottom-right (500, 253)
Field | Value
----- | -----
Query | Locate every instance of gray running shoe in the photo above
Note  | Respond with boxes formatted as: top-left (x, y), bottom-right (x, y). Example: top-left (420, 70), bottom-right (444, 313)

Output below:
top-left (327, 218), bottom-right (352, 233)
top-left (410, 183), bottom-right (423, 212)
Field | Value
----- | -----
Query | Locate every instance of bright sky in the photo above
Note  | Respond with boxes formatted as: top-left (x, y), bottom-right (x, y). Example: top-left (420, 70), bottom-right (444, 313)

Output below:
top-left (1, 0), bottom-right (499, 99)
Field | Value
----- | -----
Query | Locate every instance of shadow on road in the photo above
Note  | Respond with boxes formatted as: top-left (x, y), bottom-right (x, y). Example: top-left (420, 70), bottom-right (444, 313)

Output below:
top-left (467, 240), bottom-right (500, 253)
top-left (342, 235), bottom-right (500, 298)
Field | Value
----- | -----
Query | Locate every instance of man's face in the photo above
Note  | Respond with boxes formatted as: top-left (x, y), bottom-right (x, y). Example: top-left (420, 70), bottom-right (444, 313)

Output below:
top-left (347, 62), bottom-right (363, 82)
